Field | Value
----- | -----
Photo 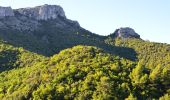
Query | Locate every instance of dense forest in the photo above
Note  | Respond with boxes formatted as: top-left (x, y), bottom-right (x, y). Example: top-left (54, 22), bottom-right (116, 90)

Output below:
top-left (0, 37), bottom-right (170, 99)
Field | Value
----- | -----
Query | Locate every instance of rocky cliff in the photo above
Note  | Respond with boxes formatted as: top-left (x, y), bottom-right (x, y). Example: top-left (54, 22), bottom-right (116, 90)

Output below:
top-left (0, 4), bottom-right (82, 33)
top-left (0, 6), bottom-right (14, 18)
top-left (17, 4), bottom-right (66, 20)
top-left (110, 27), bottom-right (140, 39)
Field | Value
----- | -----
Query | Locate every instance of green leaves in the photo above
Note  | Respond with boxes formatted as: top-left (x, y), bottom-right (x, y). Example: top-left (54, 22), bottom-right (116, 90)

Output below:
top-left (0, 42), bottom-right (169, 99)
top-left (130, 63), bottom-right (148, 86)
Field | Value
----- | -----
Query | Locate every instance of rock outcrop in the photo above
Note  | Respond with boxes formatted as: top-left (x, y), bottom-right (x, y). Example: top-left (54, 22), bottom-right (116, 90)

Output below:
top-left (0, 6), bottom-right (14, 18)
top-left (17, 4), bottom-right (66, 20)
top-left (0, 4), bottom-right (81, 32)
top-left (111, 27), bottom-right (140, 39)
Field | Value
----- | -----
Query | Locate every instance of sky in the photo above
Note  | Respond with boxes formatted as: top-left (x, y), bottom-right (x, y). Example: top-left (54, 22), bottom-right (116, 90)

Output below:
top-left (0, 0), bottom-right (170, 44)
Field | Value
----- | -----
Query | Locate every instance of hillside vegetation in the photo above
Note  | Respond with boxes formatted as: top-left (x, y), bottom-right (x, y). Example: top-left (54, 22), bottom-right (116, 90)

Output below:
top-left (0, 39), bottom-right (47, 72)
top-left (0, 42), bottom-right (169, 99)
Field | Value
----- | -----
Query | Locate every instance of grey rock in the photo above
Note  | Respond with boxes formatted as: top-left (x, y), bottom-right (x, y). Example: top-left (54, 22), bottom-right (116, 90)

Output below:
top-left (112, 27), bottom-right (140, 39)
top-left (0, 6), bottom-right (14, 18)
top-left (42, 35), bottom-right (49, 44)
top-left (0, 16), bottom-right (40, 32)
top-left (17, 4), bottom-right (66, 20)
top-left (0, 4), bottom-right (81, 33)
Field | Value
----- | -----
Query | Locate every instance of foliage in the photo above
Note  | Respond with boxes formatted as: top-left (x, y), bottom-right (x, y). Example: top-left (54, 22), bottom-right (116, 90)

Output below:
top-left (105, 37), bottom-right (170, 99)
top-left (0, 43), bottom-right (169, 99)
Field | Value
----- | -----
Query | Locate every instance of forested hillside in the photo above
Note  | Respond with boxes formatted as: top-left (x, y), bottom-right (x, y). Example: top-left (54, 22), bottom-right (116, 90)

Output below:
top-left (0, 43), bottom-right (169, 99)
top-left (0, 39), bottom-right (47, 72)
top-left (105, 38), bottom-right (170, 68)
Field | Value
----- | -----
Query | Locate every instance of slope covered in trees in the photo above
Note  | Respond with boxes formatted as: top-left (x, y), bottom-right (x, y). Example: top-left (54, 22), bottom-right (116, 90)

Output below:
top-left (0, 44), bottom-right (169, 100)
top-left (105, 38), bottom-right (170, 73)
top-left (106, 38), bottom-right (170, 98)
top-left (0, 39), bottom-right (47, 72)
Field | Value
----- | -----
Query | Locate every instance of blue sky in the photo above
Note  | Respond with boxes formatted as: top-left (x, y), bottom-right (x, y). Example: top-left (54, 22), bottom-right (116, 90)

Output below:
top-left (0, 0), bottom-right (170, 44)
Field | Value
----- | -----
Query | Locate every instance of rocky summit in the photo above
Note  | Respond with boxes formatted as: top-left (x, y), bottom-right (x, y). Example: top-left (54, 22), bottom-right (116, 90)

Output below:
top-left (0, 4), bottom-right (81, 32)
top-left (110, 27), bottom-right (140, 39)
top-left (17, 4), bottom-right (66, 20)
top-left (0, 4), bottom-right (66, 20)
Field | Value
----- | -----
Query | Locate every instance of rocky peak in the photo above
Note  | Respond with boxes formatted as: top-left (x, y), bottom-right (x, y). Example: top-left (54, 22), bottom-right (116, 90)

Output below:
top-left (16, 4), bottom-right (66, 20)
top-left (0, 4), bottom-right (81, 32)
top-left (111, 27), bottom-right (140, 39)
top-left (0, 6), bottom-right (14, 18)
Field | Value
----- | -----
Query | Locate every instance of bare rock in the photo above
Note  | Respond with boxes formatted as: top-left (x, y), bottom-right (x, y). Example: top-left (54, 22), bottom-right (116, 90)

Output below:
top-left (112, 27), bottom-right (140, 39)
top-left (17, 4), bottom-right (66, 20)
top-left (0, 6), bottom-right (14, 18)
top-left (0, 5), bottom-right (81, 33)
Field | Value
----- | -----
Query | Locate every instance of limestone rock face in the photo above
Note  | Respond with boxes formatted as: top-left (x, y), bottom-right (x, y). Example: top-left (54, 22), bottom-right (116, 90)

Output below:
top-left (0, 6), bottom-right (14, 17)
top-left (112, 27), bottom-right (140, 39)
top-left (17, 4), bottom-right (66, 20)
top-left (0, 4), bottom-right (81, 32)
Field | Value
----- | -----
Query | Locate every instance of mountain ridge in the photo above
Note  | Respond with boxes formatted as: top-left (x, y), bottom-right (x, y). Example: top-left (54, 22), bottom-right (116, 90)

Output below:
top-left (0, 4), bottom-right (105, 56)
top-left (0, 4), bottom-right (82, 32)
top-left (0, 4), bottom-right (141, 39)
top-left (0, 4), bottom-right (145, 57)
